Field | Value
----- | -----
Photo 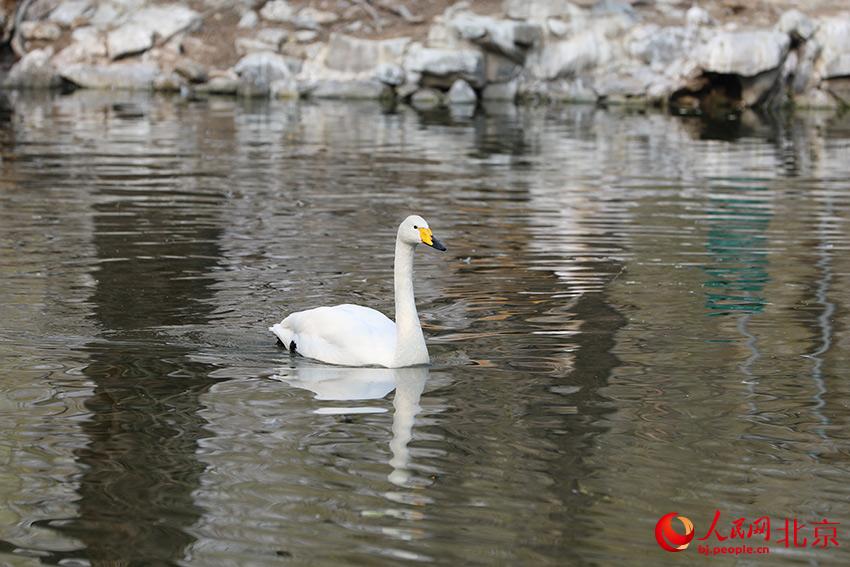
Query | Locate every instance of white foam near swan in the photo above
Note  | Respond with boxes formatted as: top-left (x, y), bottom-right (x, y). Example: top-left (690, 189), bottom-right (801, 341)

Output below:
top-left (269, 215), bottom-right (446, 368)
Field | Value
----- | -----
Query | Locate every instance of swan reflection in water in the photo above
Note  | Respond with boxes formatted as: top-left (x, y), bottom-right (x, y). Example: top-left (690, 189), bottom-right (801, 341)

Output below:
top-left (273, 364), bottom-right (429, 486)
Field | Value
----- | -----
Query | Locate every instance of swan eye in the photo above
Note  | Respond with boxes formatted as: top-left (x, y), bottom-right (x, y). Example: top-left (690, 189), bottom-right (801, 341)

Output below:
top-left (413, 225), bottom-right (418, 229)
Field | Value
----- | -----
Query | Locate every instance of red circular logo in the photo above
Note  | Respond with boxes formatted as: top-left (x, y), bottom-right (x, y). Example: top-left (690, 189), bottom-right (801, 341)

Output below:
top-left (655, 512), bottom-right (695, 552)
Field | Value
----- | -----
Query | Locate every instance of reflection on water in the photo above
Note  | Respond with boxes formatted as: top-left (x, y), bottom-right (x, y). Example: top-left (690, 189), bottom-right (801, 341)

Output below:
top-left (0, 91), bottom-right (849, 565)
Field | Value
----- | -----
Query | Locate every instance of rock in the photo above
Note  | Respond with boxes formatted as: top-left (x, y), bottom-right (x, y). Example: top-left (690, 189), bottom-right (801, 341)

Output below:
top-left (547, 18), bottom-right (569, 38)
top-left (404, 44), bottom-right (485, 88)
top-left (61, 61), bottom-right (160, 90)
top-left (791, 39), bottom-right (820, 94)
top-left (794, 87), bottom-right (839, 109)
top-left (260, 0), bottom-right (295, 23)
top-left (448, 12), bottom-right (543, 61)
top-left (302, 79), bottom-right (388, 99)
top-left (482, 79), bottom-right (518, 101)
top-left (89, 3), bottom-right (122, 29)
top-left (815, 16), bottom-right (850, 79)
top-left (48, 0), bottom-right (92, 27)
top-left (530, 30), bottom-right (614, 80)
top-left (294, 7), bottom-right (338, 30)
top-left (592, 0), bottom-right (636, 18)
top-left (504, 0), bottom-right (578, 22)
top-left (3, 47), bottom-right (61, 89)
top-left (19, 21), bottom-right (62, 41)
top-left (447, 79), bottom-right (477, 104)
top-left (686, 5), bottom-right (713, 27)
top-left (195, 75), bottom-right (240, 94)
top-left (129, 5), bottom-right (202, 43)
top-left (107, 24), bottom-right (153, 59)
top-left (271, 77), bottom-right (298, 98)
top-left (238, 10), bottom-right (258, 29)
top-left (258, 28), bottom-right (288, 49)
top-left (410, 87), bottom-right (444, 109)
top-left (777, 9), bottom-right (816, 41)
top-left (375, 63), bottom-right (405, 86)
top-left (295, 30), bottom-right (318, 43)
top-left (53, 26), bottom-right (107, 66)
top-left (174, 58), bottom-right (208, 83)
top-left (234, 51), bottom-right (293, 93)
top-left (627, 24), bottom-right (692, 67)
top-left (235, 37), bottom-right (274, 55)
top-left (325, 34), bottom-right (411, 74)
top-left (696, 31), bottom-right (789, 76)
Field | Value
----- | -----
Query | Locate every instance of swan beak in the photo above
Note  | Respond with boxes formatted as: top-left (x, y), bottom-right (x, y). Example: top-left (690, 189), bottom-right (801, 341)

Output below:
top-left (419, 227), bottom-right (447, 251)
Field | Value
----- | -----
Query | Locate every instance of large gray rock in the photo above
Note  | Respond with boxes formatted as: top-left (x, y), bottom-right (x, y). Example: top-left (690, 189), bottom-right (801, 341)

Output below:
top-left (260, 0), bottom-right (294, 23)
top-left (129, 4), bottom-right (201, 43)
top-left (816, 16), bottom-right (850, 79)
top-left (301, 79), bottom-right (388, 99)
top-left (447, 79), bottom-right (477, 104)
top-left (530, 30), bottom-right (614, 80)
top-left (696, 31), bottom-right (790, 77)
top-left (107, 24), bottom-right (153, 59)
top-left (375, 63), bottom-right (405, 86)
top-left (482, 79), bottom-right (518, 101)
top-left (3, 48), bottom-right (61, 89)
top-left (324, 34), bottom-right (410, 74)
top-left (627, 24), bottom-right (692, 67)
top-left (448, 12), bottom-right (542, 61)
top-left (504, 0), bottom-right (578, 22)
top-left (61, 61), bottom-right (160, 89)
top-left (49, 0), bottom-right (93, 27)
top-left (234, 51), bottom-right (293, 93)
top-left (485, 52), bottom-right (522, 83)
top-left (293, 7), bottom-right (338, 30)
top-left (238, 10), bottom-right (258, 29)
top-left (404, 44), bottom-right (485, 87)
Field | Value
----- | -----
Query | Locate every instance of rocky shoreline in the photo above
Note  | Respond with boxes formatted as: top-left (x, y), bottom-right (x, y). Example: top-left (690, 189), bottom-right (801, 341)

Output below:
top-left (1, 0), bottom-right (849, 113)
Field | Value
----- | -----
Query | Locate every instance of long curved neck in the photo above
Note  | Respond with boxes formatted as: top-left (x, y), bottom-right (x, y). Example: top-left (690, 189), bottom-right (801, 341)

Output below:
top-left (393, 237), bottom-right (427, 366)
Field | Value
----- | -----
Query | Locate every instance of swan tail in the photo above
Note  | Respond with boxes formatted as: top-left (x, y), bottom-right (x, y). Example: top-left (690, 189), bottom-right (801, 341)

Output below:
top-left (269, 323), bottom-right (297, 352)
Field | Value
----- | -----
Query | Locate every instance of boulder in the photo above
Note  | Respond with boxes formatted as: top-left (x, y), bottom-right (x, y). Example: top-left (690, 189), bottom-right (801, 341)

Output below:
top-left (174, 58), bottom-right (208, 83)
top-left (815, 16), bottom-right (850, 79)
top-left (686, 5), bottom-right (713, 27)
top-left (294, 7), bottom-right (338, 30)
top-left (324, 34), bottom-right (410, 74)
top-left (447, 79), bottom-right (477, 104)
top-left (153, 72), bottom-right (185, 92)
top-left (3, 47), bottom-right (61, 89)
top-left (448, 12), bottom-right (542, 61)
top-left (48, 0), bottom-right (93, 27)
top-left (530, 30), bottom-right (614, 80)
top-left (107, 24), bottom-right (153, 59)
top-left (696, 31), bottom-right (789, 77)
top-left (375, 63), bottom-right (405, 86)
top-left (302, 79), bottom-right (388, 99)
top-left (129, 5), bottom-right (202, 43)
top-left (404, 44), bottom-right (485, 88)
top-left (627, 24), bottom-right (692, 67)
top-left (295, 30), bottom-right (318, 43)
top-left (195, 75), bottom-right (240, 95)
top-left (260, 0), bottom-right (295, 23)
top-left (504, 0), bottom-right (578, 22)
top-left (410, 87), bottom-right (444, 109)
top-left (61, 61), bottom-right (160, 90)
top-left (234, 51), bottom-right (293, 93)
top-left (271, 77), bottom-right (299, 98)
top-left (485, 52), bottom-right (522, 83)
top-left (19, 21), bottom-right (62, 41)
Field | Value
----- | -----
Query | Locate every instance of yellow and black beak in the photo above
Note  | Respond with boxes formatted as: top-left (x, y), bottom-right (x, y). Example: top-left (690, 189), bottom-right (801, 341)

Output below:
top-left (418, 227), bottom-right (447, 251)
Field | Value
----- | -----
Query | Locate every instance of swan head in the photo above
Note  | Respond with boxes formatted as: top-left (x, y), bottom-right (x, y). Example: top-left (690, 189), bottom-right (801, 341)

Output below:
top-left (398, 215), bottom-right (447, 251)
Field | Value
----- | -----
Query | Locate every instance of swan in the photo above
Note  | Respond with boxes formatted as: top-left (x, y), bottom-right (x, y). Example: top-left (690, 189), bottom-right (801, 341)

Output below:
top-left (269, 215), bottom-right (446, 368)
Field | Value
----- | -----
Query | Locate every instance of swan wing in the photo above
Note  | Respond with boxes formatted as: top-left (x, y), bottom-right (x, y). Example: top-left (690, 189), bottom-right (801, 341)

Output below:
top-left (270, 304), bottom-right (397, 367)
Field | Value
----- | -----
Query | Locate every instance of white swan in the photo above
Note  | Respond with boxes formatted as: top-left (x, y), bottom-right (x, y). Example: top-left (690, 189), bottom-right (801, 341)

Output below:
top-left (269, 215), bottom-right (446, 368)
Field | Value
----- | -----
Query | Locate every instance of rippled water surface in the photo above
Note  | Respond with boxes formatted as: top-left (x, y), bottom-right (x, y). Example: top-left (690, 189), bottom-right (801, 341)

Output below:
top-left (1, 92), bottom-right (850, 566)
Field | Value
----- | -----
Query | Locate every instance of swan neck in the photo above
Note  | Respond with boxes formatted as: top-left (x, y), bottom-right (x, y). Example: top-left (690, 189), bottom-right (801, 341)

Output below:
top-left (393, 238), bottom-right (426, 365)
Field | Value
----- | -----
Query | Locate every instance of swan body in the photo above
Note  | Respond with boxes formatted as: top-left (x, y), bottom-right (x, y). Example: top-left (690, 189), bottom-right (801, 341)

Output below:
top-left (269, 215), bottom-right (446, 368)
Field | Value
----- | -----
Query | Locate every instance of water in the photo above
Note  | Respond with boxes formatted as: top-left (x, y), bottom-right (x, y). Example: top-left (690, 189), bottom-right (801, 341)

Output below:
top-left (1, 91), bottom-right (849, 566)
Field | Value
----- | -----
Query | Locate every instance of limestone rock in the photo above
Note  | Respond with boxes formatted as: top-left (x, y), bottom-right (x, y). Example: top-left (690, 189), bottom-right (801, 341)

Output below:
top-left (61, 61), bottom-right (160, 90)
top-left (53, 26), bottom-right (107, 66)
top-left (777, 10), bottom-right (816, 41)
top-left (107, 24), bottom-right (153, 59)
top-left (174, 58), bottom-right (208, 83)
top-left (485, 53), bottom-right (522, 83)
top-left (816, 16), bottom-right (850, 79)
top-left (410, 87), bottom-right (444, 109)
top-left (295, 30), bottom-right (318, 43)
top-left (404, 44), bottom-right (485, 88)
top-left (302, 79), bottom-right (387, 99)
top-left (530, 30), bottom-right (614, 80)
top-left (20, 21), bottom-right (62, 41)
top-left (129, 5), bottom-right (202, 43)
top-left (686, 5), bottom-right (713, 28)
top-left (504, 0), bottom-right (579, 22)
top-left (49, 0), bottom-right (93, 27)
top-left (449, 12), bottom-right (542, 61)
top-left (294, 7), bottom-right (338, 30)
top-left (375, 63), bottom-right (405, 86)
top-left (153, 72), bottom-right (185, 91)
top-left (696, 31), bottom-right (789, 77)
top-left (234, 51), bottom-right (293, 93)
top-left (195, 75), bottom-right (240, 94)
top-left (4, 47), bottom-right (61, 89)
top-left (447, 79), bottom-right (477, 104)
top-left (260, 0), bottom-right (295, 23)
top-left (324, 34), bottom-right (410, 74)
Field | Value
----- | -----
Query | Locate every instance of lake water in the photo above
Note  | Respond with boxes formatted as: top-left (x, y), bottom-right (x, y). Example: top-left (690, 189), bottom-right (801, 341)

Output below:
top-left (1, 92), bottom-right (849, 566)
